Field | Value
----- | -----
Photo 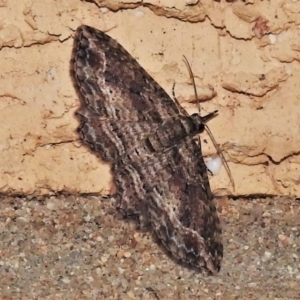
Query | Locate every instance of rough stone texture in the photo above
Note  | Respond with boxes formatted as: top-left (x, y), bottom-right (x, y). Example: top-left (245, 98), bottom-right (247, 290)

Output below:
top-left (1, 0), bottom-right (300, 197)
top-left (0, 195), bottom-right (299, 299)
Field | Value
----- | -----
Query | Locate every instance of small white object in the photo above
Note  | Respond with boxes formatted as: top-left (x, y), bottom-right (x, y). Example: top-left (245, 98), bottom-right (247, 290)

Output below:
top-left (269, 34), bottom-right (277, 44)
top-left (205, 155), bottom-right (222, 175)
top-left (100, 7), bottom-right (109, 13)
top-left (135, 10), bottom-right (144, 17)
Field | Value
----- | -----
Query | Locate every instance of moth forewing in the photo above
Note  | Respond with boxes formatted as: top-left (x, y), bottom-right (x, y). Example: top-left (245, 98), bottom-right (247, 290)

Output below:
top-left (71, 25), bottom-right (224, 274)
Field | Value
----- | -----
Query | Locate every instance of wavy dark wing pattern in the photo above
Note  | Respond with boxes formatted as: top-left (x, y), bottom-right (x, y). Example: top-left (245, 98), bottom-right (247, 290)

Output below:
top-left (148, 138), bottom-right (222, 274)
top-left (113, 137), bottom-right (222, 274)
top-left (71, 25), bottom-right (223, 274)
top-left (71, 25), bottom-right (180, 161)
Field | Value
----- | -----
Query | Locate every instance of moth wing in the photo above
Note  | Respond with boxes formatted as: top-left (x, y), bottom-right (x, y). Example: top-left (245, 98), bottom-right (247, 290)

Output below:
top-left (113, 136), bottom-right (222, 274)
top-left (71, 25), bottom-right (222, 274)
top-left (71, 25), bottom-right (180, 161)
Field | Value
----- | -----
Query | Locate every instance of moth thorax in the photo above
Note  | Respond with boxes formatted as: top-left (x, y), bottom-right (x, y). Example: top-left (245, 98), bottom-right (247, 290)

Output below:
top-left (190, 113), bottom-right (205, 133)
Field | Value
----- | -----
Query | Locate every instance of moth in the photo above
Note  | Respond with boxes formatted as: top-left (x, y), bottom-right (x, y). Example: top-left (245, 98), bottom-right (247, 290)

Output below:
top-left (70, 25), bottom-right (223, 275)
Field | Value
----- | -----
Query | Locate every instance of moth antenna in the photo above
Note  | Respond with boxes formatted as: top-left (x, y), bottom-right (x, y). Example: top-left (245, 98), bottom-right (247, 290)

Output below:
top-left (183, 55), bottom-right (201, 113)
top-left (183, 56), bottom-right (235, 191)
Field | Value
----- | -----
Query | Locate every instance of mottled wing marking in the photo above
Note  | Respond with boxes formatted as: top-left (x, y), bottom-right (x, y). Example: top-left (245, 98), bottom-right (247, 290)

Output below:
top-left (114, 137), bottom-right (222, 272)
top-left (71, 25), bottom-right (180, 161)
top-left (71, 25), bottom-right (223, 274)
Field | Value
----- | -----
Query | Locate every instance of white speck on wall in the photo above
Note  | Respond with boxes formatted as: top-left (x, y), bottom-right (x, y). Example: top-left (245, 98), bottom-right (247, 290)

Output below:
top-left (135, 10), bottom-right (144, 18)
top-left (269, 34), bottom-right (277, 44)
top-left (285, 65), bottom-right (292, 75)
top-left (100, 7), bottom-right (109, 13)
top-left (205, 155), bottom-right (222, 175)
top-left (231, 49), bottom-right (241, 65)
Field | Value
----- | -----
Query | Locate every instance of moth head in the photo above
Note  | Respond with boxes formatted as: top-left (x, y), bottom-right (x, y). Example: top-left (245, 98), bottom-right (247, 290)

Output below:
top-left (190, 110), bottom-right (218, 133)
